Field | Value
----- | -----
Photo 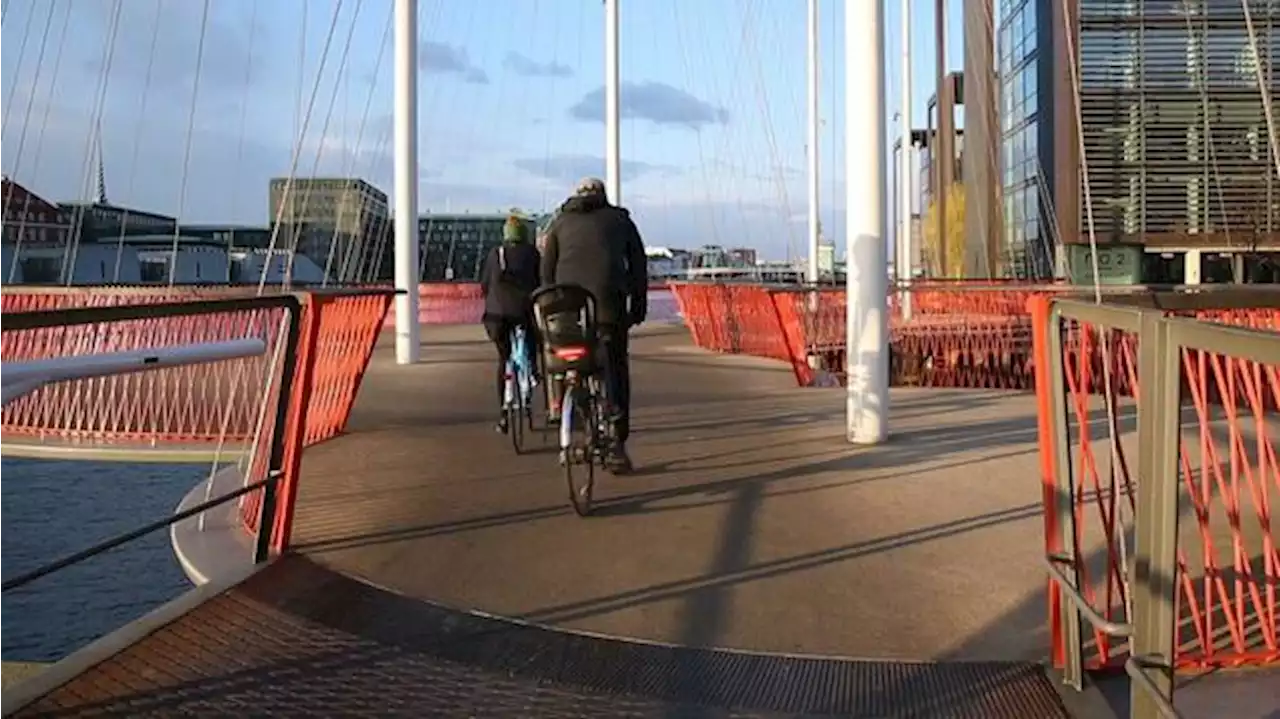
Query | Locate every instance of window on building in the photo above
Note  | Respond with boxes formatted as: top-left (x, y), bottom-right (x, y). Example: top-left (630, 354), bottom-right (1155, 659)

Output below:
top-left (20, 256), bottom-right (61, 283)
top-left (140, 258), bottom-right (168, 283)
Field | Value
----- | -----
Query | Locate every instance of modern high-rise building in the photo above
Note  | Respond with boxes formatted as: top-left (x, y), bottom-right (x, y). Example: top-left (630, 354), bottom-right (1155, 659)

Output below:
top-left (999, 0), bottom-right (1280, 283)
top-left (268, 177), bottom-right (391, 280)
top-left (419, 213), bottom-right (540, 281)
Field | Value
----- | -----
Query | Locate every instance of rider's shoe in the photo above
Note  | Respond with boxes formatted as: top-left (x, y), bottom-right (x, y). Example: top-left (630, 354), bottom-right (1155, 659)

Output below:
top-left (495, 412), bottom-right (509, 435)
top-left (605, 443), bottom-right (633, 475)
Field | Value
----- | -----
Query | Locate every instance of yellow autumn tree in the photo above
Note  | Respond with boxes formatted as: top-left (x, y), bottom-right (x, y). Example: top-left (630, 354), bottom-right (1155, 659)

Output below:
top-left (921, 183), bottom-right (967, 278)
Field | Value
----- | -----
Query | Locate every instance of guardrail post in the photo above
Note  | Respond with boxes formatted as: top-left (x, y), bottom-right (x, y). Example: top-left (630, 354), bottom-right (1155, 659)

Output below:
top-left (1030, 296), bottom-right (1065, 670)
top-left (1130, 311), bottom-right (1181, 719)
top-left (1045, 300), bottom-right (1086, 690)
top-left (270, 294), bottom-right (324, 554)
top-left (254, 470), bottom-right (282, 564)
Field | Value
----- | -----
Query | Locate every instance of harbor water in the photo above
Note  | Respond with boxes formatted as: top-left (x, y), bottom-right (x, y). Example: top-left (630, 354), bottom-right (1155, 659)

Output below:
top-left (1, 458), bottom-right (209, 661)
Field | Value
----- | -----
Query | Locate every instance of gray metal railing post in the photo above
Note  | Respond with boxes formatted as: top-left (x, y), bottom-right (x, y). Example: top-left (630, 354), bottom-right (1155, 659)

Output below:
top-left (1046, 303), bottom-right (1086, 690)
top-left (1130, 311), bottom-right (1182, 719)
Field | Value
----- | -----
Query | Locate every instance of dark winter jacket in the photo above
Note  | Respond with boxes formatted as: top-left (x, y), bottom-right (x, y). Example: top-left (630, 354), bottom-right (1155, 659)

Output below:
top-left (480, 242), bottom-right (541, 320)
top-left (539, 192), bottom-right (648, 326)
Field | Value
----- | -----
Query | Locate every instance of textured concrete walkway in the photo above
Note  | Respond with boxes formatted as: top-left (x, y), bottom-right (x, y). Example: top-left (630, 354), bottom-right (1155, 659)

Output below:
top-left (292, 325), bottom-right (1058, 663)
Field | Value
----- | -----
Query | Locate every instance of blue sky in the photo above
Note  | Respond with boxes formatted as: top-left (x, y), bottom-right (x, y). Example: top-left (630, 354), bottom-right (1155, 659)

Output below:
top-left (2, 0), bottom-right (968, 260)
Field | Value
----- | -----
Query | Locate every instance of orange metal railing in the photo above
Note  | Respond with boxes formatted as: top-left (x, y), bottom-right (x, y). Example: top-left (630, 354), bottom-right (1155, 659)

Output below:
top-left (7, 278), bottom-right (1276, 679)
top-left (239, 290), bottom-right (392, 551)
top-left (1, 286), bottom-right (393, 554)
top-left (1030, 293), bottom-right (1280, 675)
top-left (670, 281), bottom-right (1066, 389)
top-left (381, 281), bottom-right (681, 326)
top-left (672, 279), bottom-right (1280, 677)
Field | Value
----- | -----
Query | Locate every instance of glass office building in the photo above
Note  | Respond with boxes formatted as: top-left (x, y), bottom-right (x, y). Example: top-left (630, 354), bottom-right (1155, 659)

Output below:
top-left (998, 0), bottom-right (1280, 283)
top-left (998, 0), bottom-right (1051, 278)
top-left (419, 214), bottom-right (540, 281)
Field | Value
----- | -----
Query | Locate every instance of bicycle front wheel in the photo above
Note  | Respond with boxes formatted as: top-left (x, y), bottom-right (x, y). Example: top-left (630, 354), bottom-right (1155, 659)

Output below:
top-left (561, 388), bottom-right (595, 517)
top-left (508, 390), bottom-right (526, 455)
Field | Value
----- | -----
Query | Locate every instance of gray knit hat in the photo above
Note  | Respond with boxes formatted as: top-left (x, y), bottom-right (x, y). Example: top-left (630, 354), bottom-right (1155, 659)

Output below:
top-left (574, 176), bottom-right (606, 197)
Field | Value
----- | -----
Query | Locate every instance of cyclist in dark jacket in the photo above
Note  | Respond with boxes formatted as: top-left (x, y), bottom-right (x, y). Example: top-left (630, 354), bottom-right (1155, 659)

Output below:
top-left (480, 214), bottom-right (541, 434)
top-left (540, 177), bottom-right (647, 473)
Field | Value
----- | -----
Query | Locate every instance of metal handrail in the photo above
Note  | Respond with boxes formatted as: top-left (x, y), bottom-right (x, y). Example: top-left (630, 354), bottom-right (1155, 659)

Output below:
top-left (1042, 554), bottom-right (1134, 638)
top-left (1, 294), bottom-right (299, 330)
top-left (0, 293), bottom-right (307, 590)
top-left (1, 339), bottom-right (266, 406)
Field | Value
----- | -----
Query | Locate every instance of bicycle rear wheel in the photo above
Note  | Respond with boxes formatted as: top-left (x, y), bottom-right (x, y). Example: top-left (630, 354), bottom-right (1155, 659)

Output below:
top-left (561, 387), bottom-right (595, 517)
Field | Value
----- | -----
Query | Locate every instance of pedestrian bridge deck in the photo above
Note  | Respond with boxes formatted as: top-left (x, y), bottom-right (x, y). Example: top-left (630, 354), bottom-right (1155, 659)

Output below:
top-left (293, 325), bottom-right (1058, 663)
top-left (7, 325), bottom-right (1084, 717)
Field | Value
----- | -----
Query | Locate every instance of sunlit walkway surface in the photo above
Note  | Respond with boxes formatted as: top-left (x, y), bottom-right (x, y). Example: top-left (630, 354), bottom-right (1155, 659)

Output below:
top-left (295, 325), bottom-right (1058, 664)
top-left (10, 326), bottom-right (1085, 718)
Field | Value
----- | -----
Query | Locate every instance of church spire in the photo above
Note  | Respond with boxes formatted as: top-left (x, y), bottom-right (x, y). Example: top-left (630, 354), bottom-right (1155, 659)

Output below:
top-left (94, 123), bottom-right (108, 205)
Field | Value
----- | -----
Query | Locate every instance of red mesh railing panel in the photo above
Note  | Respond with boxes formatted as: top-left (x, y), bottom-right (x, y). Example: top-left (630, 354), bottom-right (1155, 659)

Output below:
top-left (672, 282), bottom-right (1065, 390)
top-left (2, 289), bottom-right (285, 444)
top-left (382, 282), bottom-right (679, 328)
top-left (1, 286), bottom-right (393, 555)
top-left (1031, 296), bottom-right (1280, 672)
top-left (2, 287), bottom-right (390, 449)
top-left (676, 281), bottom-right (1278, 673)
top-left (236, 291), bottom-right (393, 551)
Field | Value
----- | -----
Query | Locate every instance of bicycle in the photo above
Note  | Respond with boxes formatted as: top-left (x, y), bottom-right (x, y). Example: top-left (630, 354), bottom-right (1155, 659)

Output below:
top-left (533, 284), bottom-right (613, 517)
top-left (502, 324), bottom-right (538, 454)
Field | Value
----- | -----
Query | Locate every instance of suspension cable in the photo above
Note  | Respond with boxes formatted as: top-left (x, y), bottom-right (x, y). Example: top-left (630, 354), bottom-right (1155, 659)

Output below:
top-left (2, 0), bottom-right (58, 273)
top-left (221, 0), bottom-right (262, 283)
top-left (62, 0), bottom-right (124, 286)
top-left (327, 1), bottom-right (394, 285)
top-left (1058, 0), bottom-right (1134, 622)
top-left (258, 0), bottom-right (346, 293)
top-left (285, 0), bottom-right (365, 285)
top-left (166, 0), bottom-right (211, 285)
top-left (112, 0), bottom-right (165, 282)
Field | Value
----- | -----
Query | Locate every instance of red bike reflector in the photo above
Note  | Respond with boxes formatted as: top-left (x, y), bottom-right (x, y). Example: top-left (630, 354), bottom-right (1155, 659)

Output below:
top-left (554, 346), bottom-right (588, 361)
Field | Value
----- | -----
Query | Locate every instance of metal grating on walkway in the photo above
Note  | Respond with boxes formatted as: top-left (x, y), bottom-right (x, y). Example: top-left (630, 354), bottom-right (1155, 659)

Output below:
top-left (13, 556), bottom-right (1070, 718)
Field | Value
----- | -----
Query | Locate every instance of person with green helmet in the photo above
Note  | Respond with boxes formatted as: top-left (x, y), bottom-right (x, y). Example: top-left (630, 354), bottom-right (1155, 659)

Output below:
top-left (479, 213), bottom-right (541, 434)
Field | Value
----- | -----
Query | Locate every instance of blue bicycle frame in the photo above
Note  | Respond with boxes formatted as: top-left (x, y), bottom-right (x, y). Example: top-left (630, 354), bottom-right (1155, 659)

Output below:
top-left (504, 325), bottom-right (535, 409)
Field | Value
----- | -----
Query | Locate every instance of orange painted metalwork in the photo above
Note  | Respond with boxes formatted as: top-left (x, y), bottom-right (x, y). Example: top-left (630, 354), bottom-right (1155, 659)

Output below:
top-left (381, 282), bottom-right (678, 328)
top-left (2, 287), bottom-right (287, 444)
top-left (1028, 296), bottom-right (1066, 670)
top-left (2, 287), bottom-right (390, 452)
top-left (670, 282), bottom-right (1062, 390)
top-left (1032, 302), bottom-right (1280, 673)
top-left (236, 291), bottom-right (393, 552)
top-left (0, 286), bottom-right (392, 555)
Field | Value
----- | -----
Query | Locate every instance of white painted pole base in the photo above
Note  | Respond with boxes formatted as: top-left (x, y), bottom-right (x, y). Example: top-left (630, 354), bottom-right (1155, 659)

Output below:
top-left (843, 0), bottom-right (889, 445)
top-left (393, 0), bottom-right (421, 365)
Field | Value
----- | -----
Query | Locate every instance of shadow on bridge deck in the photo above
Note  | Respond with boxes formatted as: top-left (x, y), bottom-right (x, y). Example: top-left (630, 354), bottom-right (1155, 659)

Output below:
top-left (292, 325), bottom-right (1055, 664)
top-left (7, 326), bottom-right (1083, 718)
